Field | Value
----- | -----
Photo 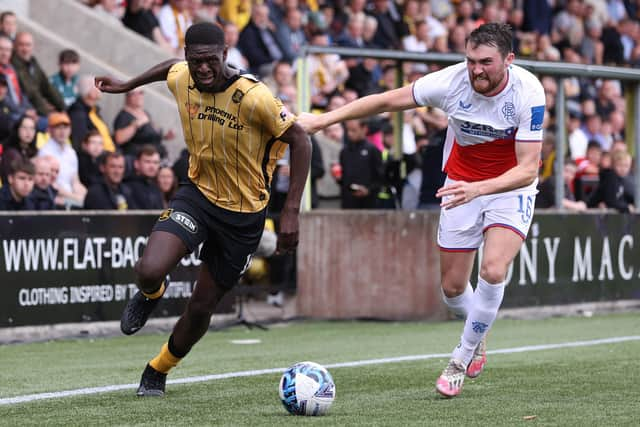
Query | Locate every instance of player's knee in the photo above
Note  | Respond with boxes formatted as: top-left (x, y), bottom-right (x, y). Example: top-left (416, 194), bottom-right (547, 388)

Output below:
top-left (441, 282), bottom-right (466, 298)
top-left (134, 258), bottom-right (166, 292)
top-left (479, 261), bottom-right (507, 284)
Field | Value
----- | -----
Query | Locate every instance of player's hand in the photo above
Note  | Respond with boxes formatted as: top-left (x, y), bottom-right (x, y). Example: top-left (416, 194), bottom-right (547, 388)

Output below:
top-left (436, 181), bottom-right (480, 209)
top-left (296, 112), bottom-right (323, 134)
top-left (95, 76), bottom-right (130, 93)
top-left (276, 208), bottom-right (299, 254)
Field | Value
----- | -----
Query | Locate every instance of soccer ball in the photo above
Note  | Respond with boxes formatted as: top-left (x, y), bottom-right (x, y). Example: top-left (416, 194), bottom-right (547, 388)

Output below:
top-left (279, 361), bottom-right (336, 416)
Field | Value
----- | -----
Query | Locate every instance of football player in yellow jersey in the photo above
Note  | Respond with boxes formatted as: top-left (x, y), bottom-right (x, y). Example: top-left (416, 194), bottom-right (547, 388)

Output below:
top-left (95, 22), bottom-right (310, 396)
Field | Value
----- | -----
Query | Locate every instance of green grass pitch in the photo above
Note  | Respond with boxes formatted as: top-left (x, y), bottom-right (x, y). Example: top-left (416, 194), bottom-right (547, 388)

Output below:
top-left (1, 312), bottom-right (638, 426)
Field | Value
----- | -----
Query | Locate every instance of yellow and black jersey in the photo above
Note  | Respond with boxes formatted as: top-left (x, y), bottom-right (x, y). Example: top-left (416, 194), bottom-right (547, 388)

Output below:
top-left (167, 61), bottom-right (295, 213)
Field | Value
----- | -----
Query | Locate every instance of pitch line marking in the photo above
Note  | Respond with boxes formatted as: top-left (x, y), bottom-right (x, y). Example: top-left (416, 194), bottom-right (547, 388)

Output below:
top-left (1, 335), bottom-right (639, 405)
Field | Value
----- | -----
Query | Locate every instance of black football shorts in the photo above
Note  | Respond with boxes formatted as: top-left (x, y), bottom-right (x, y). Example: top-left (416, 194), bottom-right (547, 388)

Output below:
top-left (152, 182), bottom-right (266, 289)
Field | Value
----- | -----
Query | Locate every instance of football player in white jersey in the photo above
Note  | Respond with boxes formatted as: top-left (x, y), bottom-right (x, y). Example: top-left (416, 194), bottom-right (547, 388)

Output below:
top-left (297, 22), bottom-right (545, 398)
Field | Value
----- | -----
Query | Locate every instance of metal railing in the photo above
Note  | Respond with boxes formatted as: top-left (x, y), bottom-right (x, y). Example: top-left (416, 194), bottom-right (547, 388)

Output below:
top-left (298, 45), bottom-right (640, 210)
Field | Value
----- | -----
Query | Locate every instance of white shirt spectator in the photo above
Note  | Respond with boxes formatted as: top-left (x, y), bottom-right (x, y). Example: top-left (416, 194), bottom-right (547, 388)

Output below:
top-left (569, 127), bottom-right (589, 160)
top-left (38, 138), bottom-right (79, 194)
top-left (157, 3), bottom-right (192, 50)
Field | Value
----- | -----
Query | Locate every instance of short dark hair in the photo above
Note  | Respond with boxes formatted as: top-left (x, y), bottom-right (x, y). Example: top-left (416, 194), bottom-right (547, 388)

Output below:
top-left (82, 130), bottom-right (101, 144)
top-left (0, 11), bottom-right (15, 24)
top-left (136, 144), bottom-right (160, 159)
top-left (100, 151), bottom-right (124, 166)
top-left (59, 49), bottom-right (80, 64)
top-left (185, 22), bottom-right (225, 47)
top-left (10, 159), bottom-right (35, 176)
top-left (586, 140), bottom-right (602, 151)
top-left (466, 23), bottom-right (513, 58)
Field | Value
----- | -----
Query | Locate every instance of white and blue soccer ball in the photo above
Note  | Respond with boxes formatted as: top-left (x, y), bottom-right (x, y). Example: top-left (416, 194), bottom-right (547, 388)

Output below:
top-left (279, 361), bottom-right (336, 416)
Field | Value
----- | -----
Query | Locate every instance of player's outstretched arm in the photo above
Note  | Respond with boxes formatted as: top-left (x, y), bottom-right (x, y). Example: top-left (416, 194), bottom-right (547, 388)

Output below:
top-left (95, 58), bottom-right (183, 94)
top-left (297, 85), bottom-right (417, 134)
top-left (276, 122), bottom-right (311, 254)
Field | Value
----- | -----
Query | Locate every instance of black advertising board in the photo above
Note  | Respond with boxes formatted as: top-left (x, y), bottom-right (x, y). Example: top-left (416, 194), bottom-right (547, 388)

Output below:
top-left (488, 212), bottom-right (640, 307)
top-left (0, 213), bottom-right (200, 327)
top-left (1, 212), bottom-right (639, 327)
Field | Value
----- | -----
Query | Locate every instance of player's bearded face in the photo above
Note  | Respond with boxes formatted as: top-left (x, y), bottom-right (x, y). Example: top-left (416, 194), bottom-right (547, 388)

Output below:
top-left (186, 44), bottom-right (226, 92)
top-left (466, 44), bottom-right (513, 96)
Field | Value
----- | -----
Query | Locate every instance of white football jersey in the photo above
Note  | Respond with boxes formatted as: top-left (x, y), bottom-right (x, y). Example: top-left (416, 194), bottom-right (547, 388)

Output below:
top-left (412, 62), bottom-right (545, 182)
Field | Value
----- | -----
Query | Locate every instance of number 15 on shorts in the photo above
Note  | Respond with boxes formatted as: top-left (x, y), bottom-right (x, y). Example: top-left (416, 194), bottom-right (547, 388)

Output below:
top-left (517, 194), bottom-right (534, 223)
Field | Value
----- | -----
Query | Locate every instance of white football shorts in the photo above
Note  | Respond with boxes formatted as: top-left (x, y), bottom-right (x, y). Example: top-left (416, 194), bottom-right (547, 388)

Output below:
top-left (437, 178), bottom-right (538, 251)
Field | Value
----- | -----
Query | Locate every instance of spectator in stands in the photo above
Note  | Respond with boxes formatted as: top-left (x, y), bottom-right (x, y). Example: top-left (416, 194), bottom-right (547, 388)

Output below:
top-left (315, 122), bottom-right (344, 207)
top-left (156, 165), bottom-right (177, 209)
top-left (339, 119), bottom-right (382, 209)
top-left (580, 18), bottom-right (604, 65)
top-left (192, 0), bottom-right (226, 26)
top-left (78, 130), bottom-right (104, 188)
top-left (551, 0), bottom-right (585, 48)
top-left (122, 0), bottom-right (173, 54)
top-left (335, 12), bottom-right (366, 49)
top-left (403, 19), bottom-right (432, 56)
top-left (275, 7), bottom-right (307, 63)
top-left (307, 31), bottom-right (350, 110)
top-left (30, 156), bottom-right (57, 210)
top-left (0, 114), bottom-right (37, 183)
top-left (113, 88), bottom-right (166, 159)
top-left (84, 151), bottom-right (134, 210)
top-left (588, 150), bottom-right (635, 213)
top-left (605, 109), bottom-right (625, 142)
top-left (448, 24), bottom-right (467, 54)
top-left (576, 139), bottom-right (602, 179)
top-left (0, 72), bottom-right (15, 140)
top-left (11, 31), bottom-right (66, 116)
top-left (91, 0), bottom-right (124, 24)
top-left (0, 10), bottom-right (17, 40)
top-left (595, 79), bottom-right (621, 118)
top-left (0, 159), bottom-right (35, 210)
top-left (568, 110), bottom-right (589, 160)
top-left (536, 159), bottom-right (587, 212)
top-left (370, 0), bottom-right (408, 50)
top-left (157, 0), bottom-right (192, 56)
top-left (49, 49), bottom-right (80, 108)
top-left (68, 75), bottom-right (115, 152)
top-left (126, 144), bottom-right (163, 209)
top-left (238, 3), bottom-right (285, 77)
top-left (582, 113), bottom-right (610, 151)
top-left (222, 21), bottom-right (248, 71)
top-left (0, 35), bottom-right (39, 127)
top-left (40, 154), bottom-right (67, 208)
top-left (38, 112), bottom-right (87, 208)
top-left (263, 60), bottom-right (294, 95)
top-left (362, 15), bottom-right (380, 48)
top-left (345, 56), bottom-right (381, 97)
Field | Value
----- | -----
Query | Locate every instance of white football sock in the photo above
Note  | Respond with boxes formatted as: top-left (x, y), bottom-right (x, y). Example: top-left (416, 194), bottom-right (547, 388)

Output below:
top-left (452, 277), bottom-right (505, 365)
top-left (442, 282), bottom-right (474, 318)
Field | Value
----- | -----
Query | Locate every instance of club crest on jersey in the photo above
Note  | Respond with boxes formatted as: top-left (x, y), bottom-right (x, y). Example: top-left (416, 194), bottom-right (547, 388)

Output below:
top-left (158, 208), bottom-right (173, 221)
top-left (185, 102), bottom-right (201, 119)
top-left (459, 100), bottom-right (472, 110)
top-left (232, 89), bottom-right (244, 103)
top-left (502, 102), bottom-right (516, 120)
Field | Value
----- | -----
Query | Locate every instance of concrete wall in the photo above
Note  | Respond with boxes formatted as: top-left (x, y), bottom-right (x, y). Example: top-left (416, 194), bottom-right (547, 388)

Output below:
top-left (297, 211), bottom-right (448, 320)
top-left (9, 0), bottom-right (186, 161)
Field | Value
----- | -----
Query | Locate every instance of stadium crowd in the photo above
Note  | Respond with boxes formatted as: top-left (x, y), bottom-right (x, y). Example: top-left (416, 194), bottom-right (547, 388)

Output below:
top-left (0, 0), bottom-right (638, 214)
